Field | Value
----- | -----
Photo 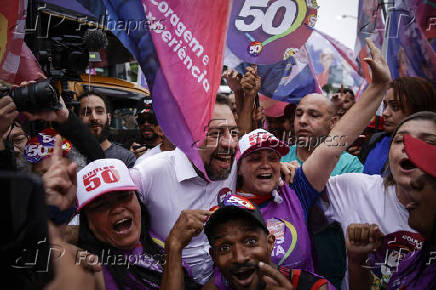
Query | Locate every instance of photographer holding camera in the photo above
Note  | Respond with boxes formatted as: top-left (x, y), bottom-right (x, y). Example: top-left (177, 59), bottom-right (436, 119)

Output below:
top-left (0, 78), bottom-right (105, 171)
top-left (0, 96), bottom-right (20, 155)
top-left (0, 88), bottom-right (100, 289)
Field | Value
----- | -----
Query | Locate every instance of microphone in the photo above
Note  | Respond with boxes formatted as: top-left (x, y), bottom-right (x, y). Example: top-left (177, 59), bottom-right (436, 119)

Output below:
top-left (83, 30), bottom-right (108, 62)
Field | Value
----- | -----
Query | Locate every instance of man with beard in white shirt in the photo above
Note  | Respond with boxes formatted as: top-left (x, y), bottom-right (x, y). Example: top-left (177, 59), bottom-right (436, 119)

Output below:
top-left (130, 95), bottom-right (240, 284)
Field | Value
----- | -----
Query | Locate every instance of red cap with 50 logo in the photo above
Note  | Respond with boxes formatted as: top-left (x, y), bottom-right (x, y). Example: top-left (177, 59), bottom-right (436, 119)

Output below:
top-left (76, 159), bottom-right (139, 211)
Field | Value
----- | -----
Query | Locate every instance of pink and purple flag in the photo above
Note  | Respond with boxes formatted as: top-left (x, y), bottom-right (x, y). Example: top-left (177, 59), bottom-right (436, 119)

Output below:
top-left (226, 0), bottom-right (318, 64)
top-left (354, 0), bottom-right (385, 84)
top-left (100, 0), bottom-right (231, 178)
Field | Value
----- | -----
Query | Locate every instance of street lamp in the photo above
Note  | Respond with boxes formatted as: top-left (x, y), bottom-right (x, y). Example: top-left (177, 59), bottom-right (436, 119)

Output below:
top-left (338, 14), bottom-right (357, 20)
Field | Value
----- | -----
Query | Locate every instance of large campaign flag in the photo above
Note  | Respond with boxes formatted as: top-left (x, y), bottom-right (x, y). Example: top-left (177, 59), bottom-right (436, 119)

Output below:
top-left (0, 0), bottom-right (43, 84)
top-left (354, 0), bottom-right (385, 84)
top-left (226, 0), bottom-right (318, 64)
top-left (307, 29), bottom-right (365, 97)
top-left (386, 0), bottom-right (436, 85)
top-left (226, 42), bottom-right (321, 104)
top-left (230, 45), bottom-right (321, 104)
top-left (96, 0), bottom-right (230, 178)
top-left (224, 0), bottom-right (321, 103)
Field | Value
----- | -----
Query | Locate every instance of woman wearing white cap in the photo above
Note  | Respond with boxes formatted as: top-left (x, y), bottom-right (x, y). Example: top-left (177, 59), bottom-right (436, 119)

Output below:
top-left (75, 158), bottom-right (200, 289)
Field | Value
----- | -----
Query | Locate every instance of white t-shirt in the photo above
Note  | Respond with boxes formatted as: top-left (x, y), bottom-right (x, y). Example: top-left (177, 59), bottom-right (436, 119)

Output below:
top-left (130, 148), bottom-right (237, 284)
top-left (324, 173), bottom-right (412, 235)
top-left (322, 173), bottom-right (422, 290)
top-left (135, 144), bottom-right (162, 165)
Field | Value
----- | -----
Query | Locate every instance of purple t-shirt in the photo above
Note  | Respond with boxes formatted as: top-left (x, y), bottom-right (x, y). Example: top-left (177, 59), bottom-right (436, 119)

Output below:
top-left (220, 168), bottom-right (320, 274)
top-left (260, 183), bottom-right (315, 270)
top-left (102, 241), bottom-right (163, 290)
top-left (387, 249), bottom-right (436, 290)
top-left (259, 167), bottom-right (320, 270)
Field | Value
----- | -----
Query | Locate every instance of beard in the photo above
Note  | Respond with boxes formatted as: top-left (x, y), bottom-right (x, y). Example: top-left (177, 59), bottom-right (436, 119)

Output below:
top-left (142, 132), bottom-right (158, 144)
top-left (204, 147), bottom-right (236, 181)
top-left (89, 120), bottom-right (111, 143)
top-left (97, 125), bottom-right (111, 143)
top-left (140, 127), bottom-right (159, 145)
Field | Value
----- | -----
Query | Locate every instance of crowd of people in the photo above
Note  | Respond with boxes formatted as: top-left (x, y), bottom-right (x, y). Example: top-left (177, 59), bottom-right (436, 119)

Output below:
top-left (1, 39), bottom-right (435, 290)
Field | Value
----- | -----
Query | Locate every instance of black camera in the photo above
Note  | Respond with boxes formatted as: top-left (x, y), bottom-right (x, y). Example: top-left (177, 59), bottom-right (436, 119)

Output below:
top-left (0, 80), bottom-right (62, 113)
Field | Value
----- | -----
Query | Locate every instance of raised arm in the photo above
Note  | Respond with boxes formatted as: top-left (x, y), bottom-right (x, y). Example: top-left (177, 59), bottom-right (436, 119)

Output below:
top-left (345, 223), bottom-right (384, 290)
top-left (303, 39), bottom-right (391, 191)
top-left (161, 210), bottom-right (211, 290)
top-left (222, 65), bottom-right (261, 136)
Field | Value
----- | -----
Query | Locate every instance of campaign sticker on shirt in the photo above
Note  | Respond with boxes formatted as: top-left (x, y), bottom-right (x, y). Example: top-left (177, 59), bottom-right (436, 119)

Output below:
top-left (267, 218), bottom-right (298, 266)
top-left (217, 187), bottom-right (233, 204)
top-left (366, 230), bottom-right (424, 289)
top-left (24, 128), bottom-right (72, 163)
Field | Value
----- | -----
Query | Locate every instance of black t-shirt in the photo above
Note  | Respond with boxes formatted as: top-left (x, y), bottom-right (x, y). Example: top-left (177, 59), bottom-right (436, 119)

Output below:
top-left (104, 143), bottom-right (136, 168)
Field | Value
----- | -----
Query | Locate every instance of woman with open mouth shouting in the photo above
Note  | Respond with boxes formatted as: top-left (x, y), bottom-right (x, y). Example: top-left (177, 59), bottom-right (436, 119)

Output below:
top-left (345, 128), bottom-right (436, 289)
top-left (75, 158), bottom-right (200, 290)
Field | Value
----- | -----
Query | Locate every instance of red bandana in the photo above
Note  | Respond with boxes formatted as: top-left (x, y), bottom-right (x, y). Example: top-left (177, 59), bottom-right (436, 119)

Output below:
top-left (236, 191), bottom-right (272, 206)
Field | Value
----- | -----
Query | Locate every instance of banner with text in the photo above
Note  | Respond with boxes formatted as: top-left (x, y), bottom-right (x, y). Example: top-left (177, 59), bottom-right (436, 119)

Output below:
top-left (101, 0), bottom-right (231, 178)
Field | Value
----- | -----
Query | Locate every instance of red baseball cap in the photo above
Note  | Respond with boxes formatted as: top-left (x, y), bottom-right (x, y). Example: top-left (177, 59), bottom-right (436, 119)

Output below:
top-left (404, 134), bottom-right (436, 178)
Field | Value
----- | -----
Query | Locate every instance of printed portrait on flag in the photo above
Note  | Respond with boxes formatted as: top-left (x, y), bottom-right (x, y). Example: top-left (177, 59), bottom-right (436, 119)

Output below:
top-left (307, 30), bottom-right (363, 92)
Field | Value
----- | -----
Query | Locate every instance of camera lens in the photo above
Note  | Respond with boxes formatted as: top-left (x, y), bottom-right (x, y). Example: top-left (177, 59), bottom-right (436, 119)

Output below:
top-left (9, 80), bottom-right (61, 113)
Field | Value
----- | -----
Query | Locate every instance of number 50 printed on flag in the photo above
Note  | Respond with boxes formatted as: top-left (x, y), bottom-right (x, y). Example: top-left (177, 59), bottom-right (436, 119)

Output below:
top-left (227, 0), bottom-right (318, 64)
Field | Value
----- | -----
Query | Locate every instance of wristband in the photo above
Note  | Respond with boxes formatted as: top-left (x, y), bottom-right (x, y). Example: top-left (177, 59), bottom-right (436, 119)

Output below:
top-left (48, 205), bottom-right (77, 225)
